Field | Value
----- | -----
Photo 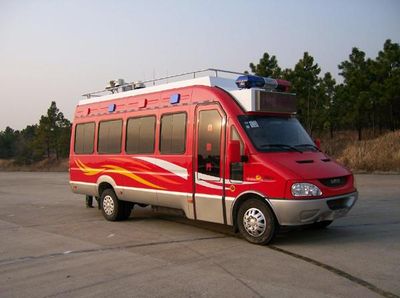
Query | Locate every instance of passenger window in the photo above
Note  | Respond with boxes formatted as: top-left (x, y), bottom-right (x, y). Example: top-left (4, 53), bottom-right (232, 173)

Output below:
top-left (74, 122), bottom-right (95, 154)
top-left (198, 110), bottom-right (222, 178)
top-left (160, 113), bottom-right (187, 154)
top-left (98, 119), bottom-right (122, 154)
top-left (230, 126), bottom-right (244, 181)
top-left (126, 116), bottom-right (155, 154)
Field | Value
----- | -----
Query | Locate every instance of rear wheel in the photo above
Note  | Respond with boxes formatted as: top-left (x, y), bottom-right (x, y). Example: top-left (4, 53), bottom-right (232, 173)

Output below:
top-left (237, 199), bottom-right (277, 245)
top-left (100, 189), bottom-right (133, 221)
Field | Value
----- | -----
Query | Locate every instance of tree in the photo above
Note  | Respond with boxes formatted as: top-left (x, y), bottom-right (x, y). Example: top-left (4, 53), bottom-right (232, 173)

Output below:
top-left (0, 127), bottom-right (18, 158)
top-left (339, 48), bottom-right (373, 140)
top-left (289, 52), bottom-right (321, 135)
top-left (247, 40), bottom-right (399, 140)
top-left (316, 72), bottom-right (337, 137)
top-left (35, 101), bottom-right (71, 160)
top-left (332, 84), bottom-right (353, 132)
top-left (14, 125), bottom-right (40, 165)
top-left (373, 39), bottom-right (400, 132)
top-left (0, 101), bottom-right (71, 164)
top-left (249, 52), bottom-right (282, 78)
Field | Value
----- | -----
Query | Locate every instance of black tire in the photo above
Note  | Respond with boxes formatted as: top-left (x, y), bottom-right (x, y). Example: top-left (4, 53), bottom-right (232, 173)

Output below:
top-left (237, 199), bottom-right (278, 245)
top-left (312, 220), bottom-right (333, 229)
top-left (100, 188), bottom-right (133, 221)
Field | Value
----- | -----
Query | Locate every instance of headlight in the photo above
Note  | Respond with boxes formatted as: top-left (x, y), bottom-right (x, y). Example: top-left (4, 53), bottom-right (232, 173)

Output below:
top-left (291, 183), bottom-right (322, 197)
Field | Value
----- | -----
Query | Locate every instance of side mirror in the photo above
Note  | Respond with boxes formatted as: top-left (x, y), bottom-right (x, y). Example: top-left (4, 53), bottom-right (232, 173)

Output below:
top-left (228, 140), bottom-right (241, 163)
top-left (314, 138), bottom-right (321, 149)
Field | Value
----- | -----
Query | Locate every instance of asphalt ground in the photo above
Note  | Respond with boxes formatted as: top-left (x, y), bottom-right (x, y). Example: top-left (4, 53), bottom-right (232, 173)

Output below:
top-left (0, 173), bottom-right (399, 298)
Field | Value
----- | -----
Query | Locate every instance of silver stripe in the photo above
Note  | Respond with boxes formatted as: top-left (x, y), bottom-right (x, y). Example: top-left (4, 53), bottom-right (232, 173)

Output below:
top-left (70, 181), bottom-right (234, 201)
top-left (70, 181), bottom-right (96, 186)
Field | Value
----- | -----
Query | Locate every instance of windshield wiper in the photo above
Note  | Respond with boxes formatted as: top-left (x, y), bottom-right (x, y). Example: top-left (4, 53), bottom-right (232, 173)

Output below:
top-left (260, 144), bottom-right (303, 153)
top-left (294, 144), bottom-right (321, 152)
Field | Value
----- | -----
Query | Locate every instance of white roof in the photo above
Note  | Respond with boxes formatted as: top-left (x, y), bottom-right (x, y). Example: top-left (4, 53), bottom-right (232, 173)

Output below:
top-left (79, 76), bottom-right (239, 105)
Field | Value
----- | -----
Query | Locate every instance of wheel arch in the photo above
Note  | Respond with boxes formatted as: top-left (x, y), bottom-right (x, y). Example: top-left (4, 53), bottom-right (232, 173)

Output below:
top-left (231, 191), bottom-right (278, 232)
top-left (96, 175), bottom-right (117, 197)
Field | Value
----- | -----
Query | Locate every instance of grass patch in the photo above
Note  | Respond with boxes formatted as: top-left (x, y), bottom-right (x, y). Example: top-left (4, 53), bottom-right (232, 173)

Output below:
top-left (321, 130), bottom-right (400, 173)
top-left (0, 158), bottom-right (68, 172)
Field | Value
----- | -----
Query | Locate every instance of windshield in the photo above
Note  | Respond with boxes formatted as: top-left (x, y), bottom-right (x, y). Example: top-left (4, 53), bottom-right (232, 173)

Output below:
top-left (238, 115), bottom-right (316, 153)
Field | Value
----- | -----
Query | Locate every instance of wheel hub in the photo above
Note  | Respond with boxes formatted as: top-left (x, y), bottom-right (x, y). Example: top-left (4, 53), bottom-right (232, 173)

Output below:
top-left (103, 195), bottom-right (114, 216)
top-left (243, 208), bottom-right (266, 237)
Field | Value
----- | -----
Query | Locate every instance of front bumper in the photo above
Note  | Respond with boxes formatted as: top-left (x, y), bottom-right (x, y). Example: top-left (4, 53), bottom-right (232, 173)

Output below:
top-left (268, 192), bottom-right (358, 226)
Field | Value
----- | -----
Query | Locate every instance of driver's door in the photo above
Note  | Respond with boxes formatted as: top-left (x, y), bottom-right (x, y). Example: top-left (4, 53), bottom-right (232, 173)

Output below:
top-left (193, 104), bottom-right (226, 224)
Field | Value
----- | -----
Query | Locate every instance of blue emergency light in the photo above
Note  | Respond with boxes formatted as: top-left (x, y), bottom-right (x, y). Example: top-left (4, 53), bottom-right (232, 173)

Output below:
top-left (108, 104), bottom-right (116, 112)
top-left (170, 93), bottom-right (180, 104)
top-left (235, 75), bottom-right (278, 90)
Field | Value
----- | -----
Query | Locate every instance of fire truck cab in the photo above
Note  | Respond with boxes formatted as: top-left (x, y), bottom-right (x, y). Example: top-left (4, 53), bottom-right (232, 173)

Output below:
top-left (69, 69), bottom-right (357, 245)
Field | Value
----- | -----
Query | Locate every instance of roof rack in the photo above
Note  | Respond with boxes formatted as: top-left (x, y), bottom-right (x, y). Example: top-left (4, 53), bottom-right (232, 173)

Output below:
top-left (82, 68), bottom-right (247, 99)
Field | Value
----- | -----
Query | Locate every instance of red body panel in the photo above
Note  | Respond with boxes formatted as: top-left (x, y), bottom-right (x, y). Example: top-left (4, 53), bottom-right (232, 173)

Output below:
top-left (70, 84), bottom-right (356, 225)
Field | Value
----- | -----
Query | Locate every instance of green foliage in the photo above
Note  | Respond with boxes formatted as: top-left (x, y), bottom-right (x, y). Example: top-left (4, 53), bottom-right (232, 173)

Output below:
top-left (315, 72), bottom-right (337, 136)
top-left (338, 48), bottom-right (374, 140)
top-left (373, 39), bottom-right (400, 131)
top-left (0, 101), bottom-right (71, 164)
top-left (249, 52), bottom-right (282, 78)
top-left (248, 39), bottom-right (400, 140)
top-left (14, 125), bottom-right (41, 165)
top-left (34, 101), bottom-right (71, 159)
top-left (0, 127), bottom-right (18, 158)
top-left (288, 52), bottom-right (321, 134)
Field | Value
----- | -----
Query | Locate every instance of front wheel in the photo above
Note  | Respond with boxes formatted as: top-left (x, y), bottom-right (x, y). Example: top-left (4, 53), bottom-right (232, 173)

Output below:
top-left (237, 199), bottom-right (278, 245)
top-left (101, 189), bottom-right (132, 221)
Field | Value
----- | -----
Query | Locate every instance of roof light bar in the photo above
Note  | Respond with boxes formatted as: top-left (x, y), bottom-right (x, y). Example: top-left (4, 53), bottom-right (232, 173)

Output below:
top-left (235, 75), bottom-right (290, 92)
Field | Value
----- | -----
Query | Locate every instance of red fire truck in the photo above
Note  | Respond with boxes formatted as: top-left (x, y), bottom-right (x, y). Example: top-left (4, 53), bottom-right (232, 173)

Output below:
top-left (69, 69), bottom-right (357, 244)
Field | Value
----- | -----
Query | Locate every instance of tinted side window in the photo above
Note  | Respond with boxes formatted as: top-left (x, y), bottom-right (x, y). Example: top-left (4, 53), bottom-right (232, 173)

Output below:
top-left (126, 116), bottom-right (156, 154)
top-left (160, 113), bottom-right (186, 154)
top-left (74, 122), bottom-right (95, 154)
top-left (198, 110), bottom-right (222, 178)
top-left (98, 119), bottom-right (122, 154)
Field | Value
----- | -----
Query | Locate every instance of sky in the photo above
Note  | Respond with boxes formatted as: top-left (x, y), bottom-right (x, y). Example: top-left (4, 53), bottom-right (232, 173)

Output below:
top-left (0, 0), bottom-right (399, 130)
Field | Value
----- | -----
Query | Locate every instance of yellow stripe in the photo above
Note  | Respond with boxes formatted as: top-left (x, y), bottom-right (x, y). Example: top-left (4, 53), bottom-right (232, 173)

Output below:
top-left (103, 165), bottom-right (165, 190)
top-left (76, 159), bottom-right (103, 176)
top-left (76, 160), bottom-right (165, 190)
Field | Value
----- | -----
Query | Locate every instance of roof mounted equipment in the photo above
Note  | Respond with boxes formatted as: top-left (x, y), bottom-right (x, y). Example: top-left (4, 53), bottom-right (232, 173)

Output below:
top-left (235, 75), bottom-right (291, 92)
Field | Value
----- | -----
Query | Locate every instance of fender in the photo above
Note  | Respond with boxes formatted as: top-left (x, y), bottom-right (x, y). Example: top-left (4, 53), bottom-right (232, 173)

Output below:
top-left (229, 190), bottom-right (279, 227)
top-left (96, 175), bottom-right (119, 197)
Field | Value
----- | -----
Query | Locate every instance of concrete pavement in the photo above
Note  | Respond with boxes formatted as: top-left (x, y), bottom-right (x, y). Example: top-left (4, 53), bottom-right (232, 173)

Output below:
top-left (0, 173), bottom-right (399, 297)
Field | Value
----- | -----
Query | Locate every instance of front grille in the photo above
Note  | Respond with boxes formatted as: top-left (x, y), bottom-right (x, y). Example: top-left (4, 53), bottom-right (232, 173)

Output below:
top-left (319, 176), bottom-right (347, 187)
